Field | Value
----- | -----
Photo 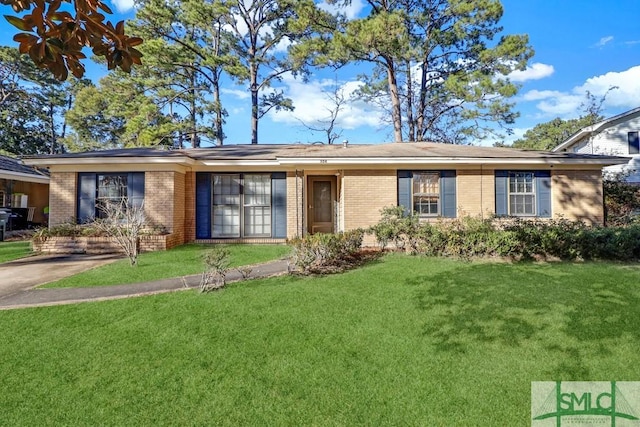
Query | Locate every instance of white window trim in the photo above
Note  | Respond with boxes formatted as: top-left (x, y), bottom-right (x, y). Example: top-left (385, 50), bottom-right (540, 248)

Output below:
top-left (412, 171), bottom-right (441, 218)
top-left (508, 172), bottom-right (536, 217)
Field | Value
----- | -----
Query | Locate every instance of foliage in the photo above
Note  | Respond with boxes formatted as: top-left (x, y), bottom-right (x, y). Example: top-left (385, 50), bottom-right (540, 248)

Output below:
top-left (91, 198), bottom-right (146, 266)
top-left (369, 210), bottom-right (640, 261)
top-left (3, 0), bottom-right (142, 79)
top-left (226, 0), bottom-right (336, 144)
top-left (64, 74), bottom-right (175, 149)
top-left (42, 244), bottom-right (291, 288)
top-left (603, 175), bottom-right (640, 226)
top-left (325, 0), bottom-right (533, 143)
top-left (508, 88), bottom-right (616, 150)
top-left (32, 222), bottom-right (105, 238)
top-left (0, 46), bottom-right (82, 155)
top-left (127, 0), bottom-right (241, 147)
top-left (3, 257), bottom-right (640, 425)
top-left (199, 247), bottom-right (230, 292)
top-left (288, 229), bottom-right (364, 274)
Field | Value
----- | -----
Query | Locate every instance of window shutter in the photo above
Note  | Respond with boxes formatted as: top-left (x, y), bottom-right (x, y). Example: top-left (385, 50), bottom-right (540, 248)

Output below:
top-left (195, 173), bottom-right (212, 239)
top-left (535, 171), bottom-right (552, 217)
top-left (495, 170), bottom-right (508, 216)
top-left (271, 173), bottom-right (287, 238)
top-left (397, 171), bottom-right (412, 215)
top-left (440, 170), bottom-right (457, 218)
top-left (127, 172), bottom-right (145, 209)
top-left (629, 132), bottom-right (640, 154)
top-left (77, 173), bottom-right (96, 223)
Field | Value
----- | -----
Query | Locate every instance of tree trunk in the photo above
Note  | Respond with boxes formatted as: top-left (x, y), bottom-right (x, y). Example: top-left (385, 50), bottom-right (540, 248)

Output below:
top-left (250, 63), bottom-right (259, 144)
top-left (405, 59), bottom-right (415, 142)
top-left (213, 77), bottom-right (224, 146)
top-left (386, 57), bottom-right (403, 143)
top-left (190, 70), bottom-right (198, 148)
top-left (48, 102), bottom-right (56, 154)
top-left (417, 56), bottom-right (428, 140)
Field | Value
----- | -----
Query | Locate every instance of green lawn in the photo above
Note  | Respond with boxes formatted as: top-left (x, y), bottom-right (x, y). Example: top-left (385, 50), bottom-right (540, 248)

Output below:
top-left (2, 255), bottom-right (640, 425)
top-left (0, 241), bottom-right (32, 263)
top-left (42, 243), bottom-right (291, 288)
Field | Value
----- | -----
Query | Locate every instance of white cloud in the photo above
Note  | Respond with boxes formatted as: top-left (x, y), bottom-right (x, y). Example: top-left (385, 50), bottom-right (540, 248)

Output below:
top-left (317, 0), bottom-right (365, 20)
top-left (594, 35), bottom-right (614, 47)
top-left (268, 73), bottom-right (384, 130)
top-left (520, 65), bottom-right (640, 118)
top-left (110, 0), bottom-right (134, 13)
top-left (221, 88), bottom-right (251, 100)
top-left (508, 63), bottom-right (554, 83)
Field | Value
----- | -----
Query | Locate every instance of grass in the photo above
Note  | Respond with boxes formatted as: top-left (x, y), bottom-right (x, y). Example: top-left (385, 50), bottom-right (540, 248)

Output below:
top-left (2, 255), bottom-right (640, 425)
top-left (41, 244), bottom-right (291, 288)
top-left (0, 241), bottom-right (32, 263)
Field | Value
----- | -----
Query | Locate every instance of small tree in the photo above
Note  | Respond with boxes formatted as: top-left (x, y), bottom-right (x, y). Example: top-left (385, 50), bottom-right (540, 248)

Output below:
top-left (93, 198), bottom-right (146, 266)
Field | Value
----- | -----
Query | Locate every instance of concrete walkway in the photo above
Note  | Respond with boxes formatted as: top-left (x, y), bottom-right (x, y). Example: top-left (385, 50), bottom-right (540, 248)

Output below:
top-left (0, 254), bottom-right (289, 310)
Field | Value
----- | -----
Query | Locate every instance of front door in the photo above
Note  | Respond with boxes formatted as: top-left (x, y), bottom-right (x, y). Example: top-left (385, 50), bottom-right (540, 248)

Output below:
top-left (308, 176), bottom-right (336, 234)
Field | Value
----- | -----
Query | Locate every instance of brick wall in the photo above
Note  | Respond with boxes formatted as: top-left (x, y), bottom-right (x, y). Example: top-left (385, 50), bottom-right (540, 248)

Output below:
top-left (342, 169), bottom-right (396, 245)
top-left (286, 171), bottom-right (304, 238)
top-left (49, 172), bottom-right (76, 225)
top-left (145, 171), bottom-right (175, 233)
top-left (552, 170), bottom-right (604, 224)
top-left (456, 169), bottom-right (496, 218)
top-left (184, 171), bottom-right (195, 243)
top-left (172, 171), bottom-right (186, 245)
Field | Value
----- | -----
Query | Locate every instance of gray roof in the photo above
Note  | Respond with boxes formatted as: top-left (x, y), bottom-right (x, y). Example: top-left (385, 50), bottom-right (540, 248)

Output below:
top-left (0, 155), bottom-right (49, 178)
top-left (22, 142), bottom-right (627, 163)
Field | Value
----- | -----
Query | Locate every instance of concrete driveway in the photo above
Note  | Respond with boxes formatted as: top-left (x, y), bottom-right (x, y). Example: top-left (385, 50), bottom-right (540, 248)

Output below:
top-left (0, 254), bottom-right (121, 300)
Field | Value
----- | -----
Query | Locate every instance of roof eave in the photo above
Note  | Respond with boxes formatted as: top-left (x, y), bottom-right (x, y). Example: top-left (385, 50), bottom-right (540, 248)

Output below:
top-left (22, 156), bottom-right (196, 167)
top-left (0, 170), bottom-right (50, 183)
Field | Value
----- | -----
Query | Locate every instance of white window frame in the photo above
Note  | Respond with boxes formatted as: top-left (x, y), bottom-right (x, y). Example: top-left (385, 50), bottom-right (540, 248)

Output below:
top-left (412, 171), bottom-right (440, 217)
top-left (508, 172), bottom-right (536, 216)
top-left (96, 174), bottom-right (128, 218)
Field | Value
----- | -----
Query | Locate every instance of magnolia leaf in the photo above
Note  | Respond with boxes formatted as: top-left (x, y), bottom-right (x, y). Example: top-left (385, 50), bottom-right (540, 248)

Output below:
top-left (4, 15), bottom-right (32, 31)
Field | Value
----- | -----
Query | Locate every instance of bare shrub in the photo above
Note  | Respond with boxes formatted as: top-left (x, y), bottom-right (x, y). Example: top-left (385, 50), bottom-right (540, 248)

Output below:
top-left (200, 248), bottom-right (230, 292)
top-left (92, 198), bottom-right (146, 266)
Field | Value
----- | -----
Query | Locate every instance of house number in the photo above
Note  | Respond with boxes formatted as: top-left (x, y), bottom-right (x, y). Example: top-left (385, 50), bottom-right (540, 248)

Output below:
top-left (319, 159), bottom-right (328, 163)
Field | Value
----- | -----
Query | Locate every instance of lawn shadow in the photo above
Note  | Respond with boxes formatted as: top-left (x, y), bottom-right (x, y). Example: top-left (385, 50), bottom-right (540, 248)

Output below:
top-left (407, 261), bottom-right (640, 379)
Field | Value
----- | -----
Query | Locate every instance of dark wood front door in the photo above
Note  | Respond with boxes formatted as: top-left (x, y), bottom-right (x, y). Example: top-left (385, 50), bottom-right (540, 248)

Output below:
top-left (308, 176), bottom-right (336, 234)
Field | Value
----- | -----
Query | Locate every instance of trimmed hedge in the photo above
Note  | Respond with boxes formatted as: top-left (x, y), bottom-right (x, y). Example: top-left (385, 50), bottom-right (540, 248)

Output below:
top-left (369, 207), bottom-right (640, 261)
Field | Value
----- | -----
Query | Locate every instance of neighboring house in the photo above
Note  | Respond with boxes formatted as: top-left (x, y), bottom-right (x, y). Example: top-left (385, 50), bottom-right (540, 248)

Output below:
top-left (552, 107), bottom-right (640, 183)
top-left (24, 142), bottom-right (626, 249)
top-left (0, 155), bottom-right (50, 228)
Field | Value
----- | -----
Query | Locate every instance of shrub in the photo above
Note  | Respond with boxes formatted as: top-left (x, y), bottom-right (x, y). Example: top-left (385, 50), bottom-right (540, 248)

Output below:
top-left (288, 229), bottom-right (364, 274)
top-left (604, 175), bottom-right (640, 226)
top-left (200, 247), bottom-right (230, 292)
top-left (369, 206), bottom-right (420, 252)
top-left (368, 213), bottom-right (640, 262)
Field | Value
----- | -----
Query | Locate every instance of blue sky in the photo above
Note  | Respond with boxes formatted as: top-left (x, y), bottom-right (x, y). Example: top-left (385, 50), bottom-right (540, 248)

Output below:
top-left (3, 0), bottom-right (640, 147)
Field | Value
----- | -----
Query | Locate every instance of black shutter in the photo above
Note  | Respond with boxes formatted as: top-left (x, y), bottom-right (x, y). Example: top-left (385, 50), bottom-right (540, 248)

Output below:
top-left (195, 173), bottom-right (212, 239)
top-left (535, 171), bottom-right (552, 217)
top-left (440, 170), bottom-right (456, 218)
top-left (495, 170), bottom-right (508, 216)
top-left (397, 171), bottom-right (412, 216)
top-left (271, 173), bottom-right (287, 238)
top-left (77, 173), bottom-right (96, 223)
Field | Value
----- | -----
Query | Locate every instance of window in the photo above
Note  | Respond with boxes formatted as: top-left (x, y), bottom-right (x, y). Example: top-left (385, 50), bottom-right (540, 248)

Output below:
top-left (0, 191), bottom-right (4, 207)
top-left (412, 172), bottom-right (440, 216)
top-left (243, 174), bottom-right (271, 237)
top-left (77, 172), bottom-right (144, 223)
top-left (397, 170), bottom-right (456, 218)
top-left (211, 173), bottom-right (271, 238)
top-left (96, 174), bottom-right (128, 218)
top-left (629, 132), bottom-right (639, 155)
top-left (495, 170), bottom-right (551, 218)
top-left (508, 172), bottom-right (536, 216)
